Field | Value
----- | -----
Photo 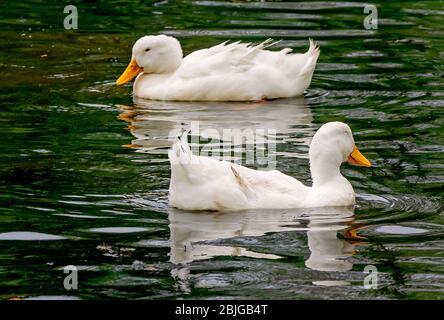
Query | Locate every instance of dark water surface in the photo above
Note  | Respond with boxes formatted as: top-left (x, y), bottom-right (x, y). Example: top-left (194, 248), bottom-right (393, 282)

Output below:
top-left (0, 0), bottom-right (443, 299)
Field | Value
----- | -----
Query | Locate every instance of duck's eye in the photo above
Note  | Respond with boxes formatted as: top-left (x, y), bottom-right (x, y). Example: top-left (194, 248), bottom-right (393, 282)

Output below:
top-left (145, 48), bottom-right (150, 52)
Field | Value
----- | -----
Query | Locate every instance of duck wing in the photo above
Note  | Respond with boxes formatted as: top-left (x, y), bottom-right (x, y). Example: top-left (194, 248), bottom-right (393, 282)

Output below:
top-left (175, 39), bottom-right (281, 79)
top-left (175, 38), bottom-right (319, 79)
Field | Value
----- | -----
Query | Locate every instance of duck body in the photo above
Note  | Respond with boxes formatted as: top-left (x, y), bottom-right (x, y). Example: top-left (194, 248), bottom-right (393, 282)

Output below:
top-left (168, 149), bottom-right (354, 211)
top-left (168, 122), bottom-right (371, 211)
top-left (117, 35), bottom-right (320, 101)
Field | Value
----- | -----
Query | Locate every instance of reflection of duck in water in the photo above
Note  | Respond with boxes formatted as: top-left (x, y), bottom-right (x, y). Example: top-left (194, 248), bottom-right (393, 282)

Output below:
top-left (118, 97), bottom-right (314, 159)
top-left (169, 206), bottom-right (356, 269)
top-left (169, 208), bottom-right (296, 265)
top-left (304, 208), bottom-right (356, 272)
top-left (169, 206), bottom-right (359, 291)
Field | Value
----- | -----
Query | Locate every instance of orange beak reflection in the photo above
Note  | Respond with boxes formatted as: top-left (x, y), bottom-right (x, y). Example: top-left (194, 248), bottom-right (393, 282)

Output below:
top-left (116, 58), bottom-right (143, 85)
top-left (347, 145), bottom-right (372, 167)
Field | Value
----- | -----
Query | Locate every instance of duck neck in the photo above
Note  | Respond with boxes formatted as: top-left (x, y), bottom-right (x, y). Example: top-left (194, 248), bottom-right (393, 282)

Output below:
top-left (309, 156), bottom-right (347, 188)
top-left (161, 56), bottom-right (182, 74)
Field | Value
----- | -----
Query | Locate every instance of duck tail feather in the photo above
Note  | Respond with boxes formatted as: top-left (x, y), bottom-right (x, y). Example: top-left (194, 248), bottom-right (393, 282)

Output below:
top-left (299, 38), bottom-right (320, 75)
top-left (169, 130), bottom-right (192, 166)
top-left (307, 38), bottom-right (320, 56)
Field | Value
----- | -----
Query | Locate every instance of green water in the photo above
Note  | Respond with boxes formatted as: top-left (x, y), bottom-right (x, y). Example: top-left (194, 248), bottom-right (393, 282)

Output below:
top-left (0, 0), bottom-right (443, 300)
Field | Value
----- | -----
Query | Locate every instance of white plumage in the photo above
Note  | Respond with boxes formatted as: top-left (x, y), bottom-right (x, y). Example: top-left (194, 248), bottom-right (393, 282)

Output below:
top-left (117, 35), bottom-right (320, 101)
top-left (168, 122), bottom-right (372, 211)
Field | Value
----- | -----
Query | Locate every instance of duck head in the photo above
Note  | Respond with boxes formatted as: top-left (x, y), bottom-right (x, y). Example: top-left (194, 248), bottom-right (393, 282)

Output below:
top-left (116, 35), bottom-right (183, 85)
top-left (309, 122), bottom-right (371, 186)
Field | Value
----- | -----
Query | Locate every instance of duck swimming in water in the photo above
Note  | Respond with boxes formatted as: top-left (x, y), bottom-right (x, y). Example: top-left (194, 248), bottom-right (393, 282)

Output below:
top-left (168, 122), bottom-right (372, 211)
top-left (116, 35), bottom-right (320, 101)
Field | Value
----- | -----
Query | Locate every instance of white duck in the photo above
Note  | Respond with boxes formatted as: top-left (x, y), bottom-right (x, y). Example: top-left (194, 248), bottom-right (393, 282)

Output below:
top-left (168, 122), bottom-right (371, 211)
top-left (116, 35), bottom-right (320, 101)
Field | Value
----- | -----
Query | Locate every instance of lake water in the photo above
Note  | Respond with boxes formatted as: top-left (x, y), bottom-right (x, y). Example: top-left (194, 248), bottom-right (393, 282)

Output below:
top-left (0, 0), bottom-right (443, 300)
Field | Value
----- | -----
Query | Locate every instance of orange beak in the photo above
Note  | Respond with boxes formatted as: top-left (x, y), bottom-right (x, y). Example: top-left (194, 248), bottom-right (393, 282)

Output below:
top-left (347, 145), bottom-right (372, 167)
top-left (116, 57), bottom-right (143, 85)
